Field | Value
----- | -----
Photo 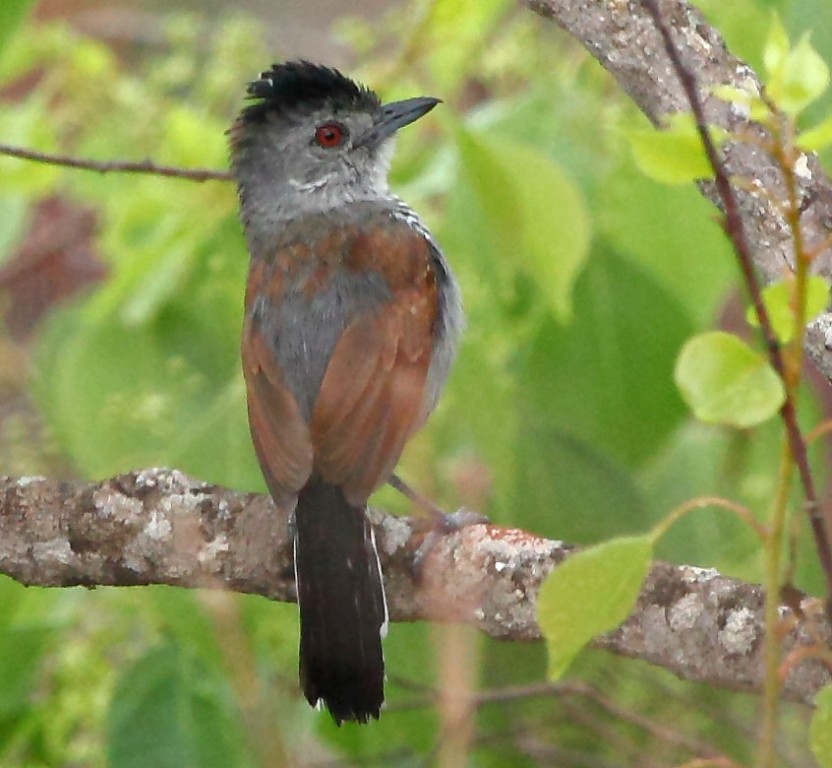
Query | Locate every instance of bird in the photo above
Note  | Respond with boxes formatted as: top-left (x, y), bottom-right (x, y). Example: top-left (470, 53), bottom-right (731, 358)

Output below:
top-left (228, 61), bottom-right (463, 724)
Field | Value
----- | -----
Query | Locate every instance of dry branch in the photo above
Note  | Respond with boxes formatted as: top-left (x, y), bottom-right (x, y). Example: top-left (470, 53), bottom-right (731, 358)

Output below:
top-left (1, 469), bottom-right (829, 705)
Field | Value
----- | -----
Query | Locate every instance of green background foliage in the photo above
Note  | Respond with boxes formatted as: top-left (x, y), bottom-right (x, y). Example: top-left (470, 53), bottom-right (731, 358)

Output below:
top-left (0, 0), bottom-right (830, 764)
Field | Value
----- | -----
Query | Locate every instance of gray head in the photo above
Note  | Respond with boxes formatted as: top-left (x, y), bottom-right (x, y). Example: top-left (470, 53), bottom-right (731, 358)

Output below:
top-left (230, 61), bottom-right (439, 240)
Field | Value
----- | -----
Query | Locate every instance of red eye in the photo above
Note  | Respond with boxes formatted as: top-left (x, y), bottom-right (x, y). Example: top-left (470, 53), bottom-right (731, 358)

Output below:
top-left (315, 122), bottom-right (346, 148)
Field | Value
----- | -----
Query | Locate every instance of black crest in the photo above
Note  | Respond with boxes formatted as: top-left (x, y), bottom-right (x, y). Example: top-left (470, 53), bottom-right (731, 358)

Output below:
top-left (242, 61), bottom-right (380, 123)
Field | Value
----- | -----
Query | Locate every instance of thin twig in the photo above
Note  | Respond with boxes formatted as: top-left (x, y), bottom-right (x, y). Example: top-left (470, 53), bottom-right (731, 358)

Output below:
top-left (640, 4), bottom-right (830, 766)
top-left (0, 143), bottom-right (231, 182)
top-left (640, 0), bottom-right (832, 610)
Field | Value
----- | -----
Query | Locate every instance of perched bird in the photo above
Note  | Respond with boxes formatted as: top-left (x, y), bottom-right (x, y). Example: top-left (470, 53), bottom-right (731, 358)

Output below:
top-left (229, 61), bottom-right (463, 723)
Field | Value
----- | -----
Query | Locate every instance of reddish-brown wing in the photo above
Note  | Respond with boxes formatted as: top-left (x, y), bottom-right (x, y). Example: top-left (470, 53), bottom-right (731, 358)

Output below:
top-left (310, 226), bottom-right (438, 505)
top-left (242, 261), bottom-right (314, 507)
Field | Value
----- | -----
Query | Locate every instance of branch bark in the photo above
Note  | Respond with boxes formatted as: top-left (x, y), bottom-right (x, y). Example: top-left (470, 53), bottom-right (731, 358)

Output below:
top-left (527, 0), bottom-right (832, 382)
top-left (1, 469), bottom-right (829, 705)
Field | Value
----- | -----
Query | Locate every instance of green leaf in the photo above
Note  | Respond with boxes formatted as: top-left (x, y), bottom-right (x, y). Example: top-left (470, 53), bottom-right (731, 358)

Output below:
top-left (628, 113), bottom-right (724, 185)
top-left (599, 161), bottom-right (735, 327)
top-left (763, 13), bottom-right (790, 76)
top-left (33, 300), bottom-right (258, 489)
top-left (515, 423), bottom-right (645, 543)
top-left (745, 276), bottom-right (830, 343)
top-left (768, 32), bottom-right (830, 115)
top-left (521, 248), bottom-right (692, 470)
top-left (674, 331), bottom-right (785, 428)
top-left (538, 536), bottom-right (653, 680)
top-left (797, 114), bottom-right (832, 151)
top-left (107, 644), bottom-right (253, 768)
top-left (455, 127), bottom-right (590, 322)
top-left (0, 627), bottom-right (54, 716)
top-left (810, 684), bottom-right (832, 768)
top-left (0, 0), bottom-right (34, 63)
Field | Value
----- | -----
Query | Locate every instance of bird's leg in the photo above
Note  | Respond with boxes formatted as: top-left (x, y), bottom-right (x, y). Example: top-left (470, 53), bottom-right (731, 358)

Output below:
top-left (387, 473), bottom-right (488, 575)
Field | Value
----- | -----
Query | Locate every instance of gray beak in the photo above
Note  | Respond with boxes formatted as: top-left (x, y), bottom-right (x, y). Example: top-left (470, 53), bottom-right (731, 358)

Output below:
top-left (355, 96), bottom-right (441, 149)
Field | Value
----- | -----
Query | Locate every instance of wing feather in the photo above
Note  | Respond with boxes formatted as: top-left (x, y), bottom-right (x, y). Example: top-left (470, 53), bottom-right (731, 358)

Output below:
top-left (242, 316), bottom-right (313, 505)
top-left (312, 295), bottom-right (435, 505)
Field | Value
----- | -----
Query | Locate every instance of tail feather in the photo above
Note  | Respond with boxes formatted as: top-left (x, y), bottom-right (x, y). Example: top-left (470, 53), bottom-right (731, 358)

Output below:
top-left (294, 476), bottom-right (386, 724)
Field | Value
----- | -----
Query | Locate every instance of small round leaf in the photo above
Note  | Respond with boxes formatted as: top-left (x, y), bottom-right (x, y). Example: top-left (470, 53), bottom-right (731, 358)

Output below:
top-left (674, 332), bottom-right (785, 428)
top-left (745, 276), bottom-right (831, 343)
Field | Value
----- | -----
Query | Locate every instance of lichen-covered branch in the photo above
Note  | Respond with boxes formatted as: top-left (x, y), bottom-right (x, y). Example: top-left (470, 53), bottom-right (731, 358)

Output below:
top-left (0, 469), bottom-right (829, 705)
top-left (527, 0), bottom-right (832, 382)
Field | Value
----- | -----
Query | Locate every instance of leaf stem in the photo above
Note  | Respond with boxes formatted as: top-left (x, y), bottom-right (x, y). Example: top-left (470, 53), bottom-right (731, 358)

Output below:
top-left (639, 1), bottom-right (832, 611)
top-left (759, 441), bottom-right (792, 768)
top-left (651, 495), bottom-right (765, 543)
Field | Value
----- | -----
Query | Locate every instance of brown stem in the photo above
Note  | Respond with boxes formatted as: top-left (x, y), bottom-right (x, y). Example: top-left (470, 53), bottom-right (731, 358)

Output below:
top-left (0, 142), bottom-right (231, 182)
top-left (640, 0), bottom-right (832, 614)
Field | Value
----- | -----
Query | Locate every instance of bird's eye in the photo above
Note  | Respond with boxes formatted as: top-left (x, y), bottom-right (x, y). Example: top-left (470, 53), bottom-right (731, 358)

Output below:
top-left (314, 122), bottom-right (346, 148)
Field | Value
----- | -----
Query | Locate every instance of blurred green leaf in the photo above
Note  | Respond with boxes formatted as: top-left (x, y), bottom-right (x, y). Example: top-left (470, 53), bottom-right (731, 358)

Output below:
top-left (538, 536), bottom-right (653, 680)
top-left (521, 247), bottom-right (692, 470)
top-left (811, 684), bottom-right (832, 768)
top-left (33, 298), bottom-right (258, 489)
top-left (107, 644), bottom-right (253, 768)
top-left (674, 331), bottom-right (785, 428)
top-left (455, 126), bottom-right (590, 322)
top-left (640, 422), bottom-right (764, 570)
top-left (745, 275), bottom-right (830, 342)
top-left (515, 425), bottom-right (645, 542)
top-left (628, 113), bottom-right (724, 185)
top-left (767, 25), bottom-right (830, 115)
top-left (763, 12), bottom-right (791, 75)
top-left (797, 113), bottom-right (832, 150)
top-left (0, 96), bottom-right (60, 197)
top-left (0, 627), bottom-right (54, 716)
top-left (599, 155), bottom-right (735, 326)
top-left (0, 580), bottom-right (62, 753)
top-left (0, 0), bottom-right (34, 63)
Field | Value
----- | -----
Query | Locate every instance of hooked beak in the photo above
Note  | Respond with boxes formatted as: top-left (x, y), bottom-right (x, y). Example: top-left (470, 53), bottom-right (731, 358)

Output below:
top-left (355, 96), bottom-right (441, 149)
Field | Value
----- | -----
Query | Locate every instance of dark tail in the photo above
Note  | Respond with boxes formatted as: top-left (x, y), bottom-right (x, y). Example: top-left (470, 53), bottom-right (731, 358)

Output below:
top-left (294, 476), bottom-right (386, 724)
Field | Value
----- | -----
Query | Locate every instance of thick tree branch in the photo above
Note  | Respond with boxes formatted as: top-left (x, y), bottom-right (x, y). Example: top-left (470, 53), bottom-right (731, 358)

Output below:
top-left (1, 469), bottom-right (829, 705)
top-left (527, 0), bottom-right (832, 382)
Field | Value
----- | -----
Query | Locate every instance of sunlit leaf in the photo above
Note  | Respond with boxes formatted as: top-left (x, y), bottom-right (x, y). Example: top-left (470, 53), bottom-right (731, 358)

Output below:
top-left (745, 275), bottom-right (830, 343)
top-left (768, 32), bottom-right (830, 115)
top-left (538, 536), bottom-right (653, 680)
top-left (674, 331), bottom-right (785, 428)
